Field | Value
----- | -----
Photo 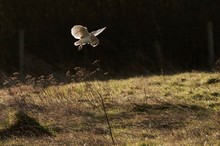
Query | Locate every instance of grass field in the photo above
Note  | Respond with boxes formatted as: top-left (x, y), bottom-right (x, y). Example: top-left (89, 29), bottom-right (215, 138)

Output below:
top-left (0, 72), bottom-right (220, 145)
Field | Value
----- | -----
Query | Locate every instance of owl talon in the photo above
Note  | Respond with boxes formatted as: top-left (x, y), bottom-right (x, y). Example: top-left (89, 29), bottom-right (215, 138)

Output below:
top-left (78, 45), bottom-right (83, 50)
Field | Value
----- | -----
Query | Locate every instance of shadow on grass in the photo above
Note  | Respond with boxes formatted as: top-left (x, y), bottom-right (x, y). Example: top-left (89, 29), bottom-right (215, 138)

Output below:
top-left (62, 101), bottom-right (213, 132)
top-left (132, 102), bottom-right (207, 113)
top-left (0, 111), bottom-right (53, 140)
top-left (99, 102), bottom-right (212, 131)
top-left (131, 102), bottom-right (210, 129)
top-left (1, 99), bottom-right (215, 143)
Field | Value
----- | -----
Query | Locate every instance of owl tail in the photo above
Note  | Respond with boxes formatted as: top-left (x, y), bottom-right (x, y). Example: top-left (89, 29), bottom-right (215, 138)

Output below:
top-left (90, 35), bottom-right (99, 47)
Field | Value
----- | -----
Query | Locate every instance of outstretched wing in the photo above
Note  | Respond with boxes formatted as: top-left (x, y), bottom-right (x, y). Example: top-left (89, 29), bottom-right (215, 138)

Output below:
top-left (90, 27), bottom-right (106, 36)
top-left (71, 25), bottom-right (90, 39)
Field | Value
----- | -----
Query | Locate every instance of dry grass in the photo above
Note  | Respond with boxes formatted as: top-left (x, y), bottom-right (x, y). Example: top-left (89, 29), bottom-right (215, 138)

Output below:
top-left (0, 72), bottom-right (220, 145)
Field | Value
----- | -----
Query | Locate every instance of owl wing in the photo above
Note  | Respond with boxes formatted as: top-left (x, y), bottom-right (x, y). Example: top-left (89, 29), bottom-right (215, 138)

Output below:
top-left (71, 25), bottom-right (90, 39)
top-left (90, 27), bottom-right (106, 36)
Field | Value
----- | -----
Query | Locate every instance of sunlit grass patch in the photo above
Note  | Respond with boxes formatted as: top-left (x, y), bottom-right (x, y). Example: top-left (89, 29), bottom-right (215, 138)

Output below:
top-left (0, 72), bottom-right (219, 145)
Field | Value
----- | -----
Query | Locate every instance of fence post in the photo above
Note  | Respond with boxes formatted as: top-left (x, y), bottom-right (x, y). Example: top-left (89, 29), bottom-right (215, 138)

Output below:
top-left (207, 21), bottom-right (214, 69)
top-left (18, 29), bottom-right (24, 74)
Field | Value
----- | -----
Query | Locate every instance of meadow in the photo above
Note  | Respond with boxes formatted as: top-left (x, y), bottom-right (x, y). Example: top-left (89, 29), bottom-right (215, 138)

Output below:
top-left (0, 71), bottom-right (219, 145)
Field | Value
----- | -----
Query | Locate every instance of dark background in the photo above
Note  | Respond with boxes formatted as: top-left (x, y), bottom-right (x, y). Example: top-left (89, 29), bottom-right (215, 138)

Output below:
top-left (0, 0), bottom-right (220, 77)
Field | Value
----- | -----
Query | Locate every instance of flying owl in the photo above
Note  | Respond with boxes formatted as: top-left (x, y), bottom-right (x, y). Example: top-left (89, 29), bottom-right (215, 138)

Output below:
top-left (71, 25), bottom-right (106, 50)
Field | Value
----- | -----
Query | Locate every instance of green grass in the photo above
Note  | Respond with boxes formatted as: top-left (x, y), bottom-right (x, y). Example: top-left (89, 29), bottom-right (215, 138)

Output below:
top-left (0, 72), bottom-right (220, 145)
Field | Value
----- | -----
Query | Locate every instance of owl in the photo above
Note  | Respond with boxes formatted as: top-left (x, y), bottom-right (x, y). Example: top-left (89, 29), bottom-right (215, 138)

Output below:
top-left (71, 25), bottom-right (106, 50)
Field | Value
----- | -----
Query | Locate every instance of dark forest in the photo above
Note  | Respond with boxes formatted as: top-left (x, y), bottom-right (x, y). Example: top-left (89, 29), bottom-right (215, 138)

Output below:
top-left (0, 0), bottom-right (220, 77)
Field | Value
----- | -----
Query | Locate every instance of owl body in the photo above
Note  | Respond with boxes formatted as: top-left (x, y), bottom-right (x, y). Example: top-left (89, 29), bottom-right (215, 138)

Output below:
top-left (71, 25), bottom-right (106, 50)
